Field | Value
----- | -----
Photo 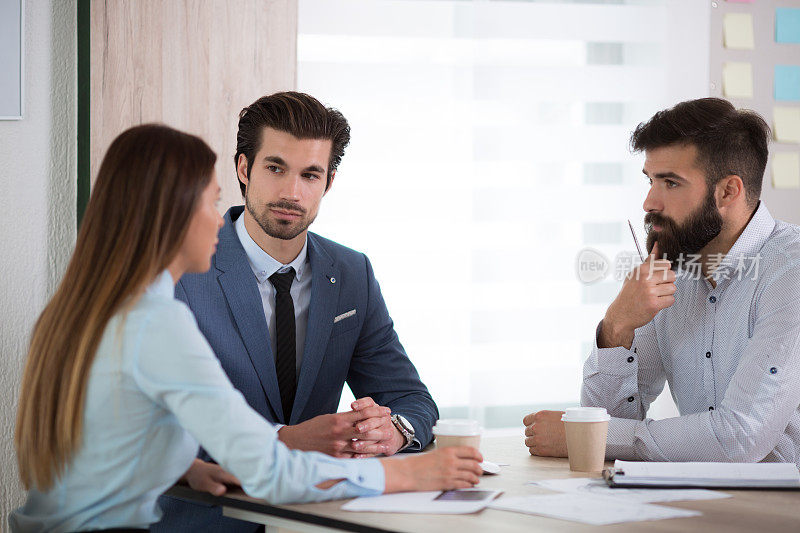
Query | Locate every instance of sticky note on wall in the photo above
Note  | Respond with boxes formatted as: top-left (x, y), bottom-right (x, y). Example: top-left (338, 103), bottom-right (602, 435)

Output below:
top-left (774, 107), bottom-right (800, 143)
top-left (772, 153), bottom-right (800, 189)
top-left (775, 65), bottom-right (800, 101)
top-left (776, 8), bottom-right (800, 44)
top-left (724, 13), bottom-right (755, 49)
top-left (723, 62), bottom-right (753, 98)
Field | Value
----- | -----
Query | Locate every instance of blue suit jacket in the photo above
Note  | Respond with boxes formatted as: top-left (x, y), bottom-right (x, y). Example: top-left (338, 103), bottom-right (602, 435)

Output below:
top-left (155, 206), bottom-right (438, 532)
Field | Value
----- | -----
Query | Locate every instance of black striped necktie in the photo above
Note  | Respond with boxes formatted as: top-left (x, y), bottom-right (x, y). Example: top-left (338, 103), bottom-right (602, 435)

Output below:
top-left (269, 268), bottom-right (296, 424)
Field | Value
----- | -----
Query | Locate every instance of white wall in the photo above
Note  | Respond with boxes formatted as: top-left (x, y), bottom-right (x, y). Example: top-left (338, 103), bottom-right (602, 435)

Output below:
top-left (0, 0), bottom-right (76, 528)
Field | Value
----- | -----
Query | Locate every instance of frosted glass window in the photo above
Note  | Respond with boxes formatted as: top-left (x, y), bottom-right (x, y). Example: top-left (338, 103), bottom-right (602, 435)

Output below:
top-left (584, 162), bottom-right (624, 184)
top-left (298, 0), bottom-right (709, 427)
top-left (583, 222), bottom-right (622, 244)
top-left (586, 42), bottom-right (624, 65)
top-left (585, 102), bottom-right (625, 124)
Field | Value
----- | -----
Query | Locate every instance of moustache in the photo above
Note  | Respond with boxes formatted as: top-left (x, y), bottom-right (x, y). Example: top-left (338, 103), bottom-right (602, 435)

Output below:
top-left (644, 212), bottom-right (676, 232)
top-left (268, 201), bottom-right (306, 215)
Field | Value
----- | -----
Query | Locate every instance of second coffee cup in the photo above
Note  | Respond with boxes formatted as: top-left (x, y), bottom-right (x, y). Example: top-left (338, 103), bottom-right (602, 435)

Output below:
top-left (432, 419), bottom-right (482, 450)
top-left (561, 407), bottom-right (610, 472)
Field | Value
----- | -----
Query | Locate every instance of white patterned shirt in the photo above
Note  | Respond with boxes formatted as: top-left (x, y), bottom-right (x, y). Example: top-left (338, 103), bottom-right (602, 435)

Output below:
top-left (582, 202), bottom-right (800, 465)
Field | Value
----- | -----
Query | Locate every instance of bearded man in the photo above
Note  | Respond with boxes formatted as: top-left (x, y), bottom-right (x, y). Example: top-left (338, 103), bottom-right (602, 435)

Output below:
top-left (523, 98), bottom-right (800, 466)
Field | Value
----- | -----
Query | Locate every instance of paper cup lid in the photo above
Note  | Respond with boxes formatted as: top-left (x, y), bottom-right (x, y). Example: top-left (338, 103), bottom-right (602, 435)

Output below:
top-left (561, 407), bottom-right (610, 422)
top-left (432, 419), bottom-right (481, 436)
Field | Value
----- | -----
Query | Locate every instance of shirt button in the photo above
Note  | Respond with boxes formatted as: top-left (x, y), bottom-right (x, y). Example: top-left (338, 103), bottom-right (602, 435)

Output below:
top-left (706, 352), bottom-right (712, 358)
top-left (770, 367), bottom-right (778, 374)
top-left (627, 396), bottom-right (635, 402)
top-left (709, 406), bottom-right (715, 411)
top-left (627, 356), bottom-right (634, 363)
top-left (633, 347), bottom-right (637, 354)
top-left (709, 296), bottom-right (717, 303)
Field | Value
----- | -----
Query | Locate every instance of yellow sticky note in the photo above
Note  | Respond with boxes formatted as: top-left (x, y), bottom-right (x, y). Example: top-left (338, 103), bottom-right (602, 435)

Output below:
top-left (723, 13), bottom-right (755, 49)
top-left (723, 62), bottom-right (753, 99)
top-left (774, 107), bottom-right (800, 143)
top-left (772, 152), bottom-right (800, 189)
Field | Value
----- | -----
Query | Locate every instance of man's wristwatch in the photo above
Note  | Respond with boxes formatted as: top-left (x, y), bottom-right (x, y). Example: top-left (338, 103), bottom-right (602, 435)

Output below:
top-left (390, 414), bottom-right (415, 452)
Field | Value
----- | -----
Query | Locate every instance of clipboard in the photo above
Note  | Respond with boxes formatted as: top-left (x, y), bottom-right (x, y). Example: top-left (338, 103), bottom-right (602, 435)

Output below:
top-left (603, 464), bottom-right (800, 491)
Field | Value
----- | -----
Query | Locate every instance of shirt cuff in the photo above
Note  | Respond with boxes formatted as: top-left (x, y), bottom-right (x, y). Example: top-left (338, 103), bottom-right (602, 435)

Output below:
top-left (594, 321), bottom-right (639, 377)
top-left (343, 457), bottom-right (385, 494)
top-left (307, 455), bottom-right (385, 499)
top-left (404, 437), bottom-right (423, 452)
top-left (605, 417), bottom-right (639, 460)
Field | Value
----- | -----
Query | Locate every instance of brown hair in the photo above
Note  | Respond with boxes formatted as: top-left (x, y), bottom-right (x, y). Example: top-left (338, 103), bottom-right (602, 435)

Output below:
top-left (630, 98), bottom-right (770, 207)
top-left (234, 91), bottom-right (350, 195)
top-left (15, 124), bottom-right (216, 490)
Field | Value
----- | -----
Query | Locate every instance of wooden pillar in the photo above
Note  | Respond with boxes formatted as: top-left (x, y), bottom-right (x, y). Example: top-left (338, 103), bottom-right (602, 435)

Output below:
top-left (90, 0), bottom-right (297, 208)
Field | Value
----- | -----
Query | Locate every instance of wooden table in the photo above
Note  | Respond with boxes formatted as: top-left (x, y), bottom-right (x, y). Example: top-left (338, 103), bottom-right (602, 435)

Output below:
top-left (166, 436), bottom-right (800, 532)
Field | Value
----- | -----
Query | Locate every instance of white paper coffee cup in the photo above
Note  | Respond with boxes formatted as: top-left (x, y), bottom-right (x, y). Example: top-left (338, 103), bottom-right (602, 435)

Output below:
top-left (432, 419), bottom-right (482, 450)
top-left (561, 407), bottom-right (610, 472)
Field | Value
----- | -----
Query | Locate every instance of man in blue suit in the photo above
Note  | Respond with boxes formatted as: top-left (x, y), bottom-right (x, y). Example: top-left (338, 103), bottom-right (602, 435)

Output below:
top-left (155, 92), bottom-right (438, 531)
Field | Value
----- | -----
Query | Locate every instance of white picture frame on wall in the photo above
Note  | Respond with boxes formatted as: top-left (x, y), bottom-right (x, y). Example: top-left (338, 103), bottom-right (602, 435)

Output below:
top-left (0, 0), bottom-right (24, 120)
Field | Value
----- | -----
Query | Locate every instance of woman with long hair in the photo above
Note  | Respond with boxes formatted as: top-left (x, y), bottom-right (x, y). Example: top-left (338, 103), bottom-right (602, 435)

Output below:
top-left (11, 124), bottom-right (482, 532)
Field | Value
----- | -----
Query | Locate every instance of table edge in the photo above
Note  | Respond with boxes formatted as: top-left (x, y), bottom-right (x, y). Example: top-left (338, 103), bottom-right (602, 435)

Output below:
top-left (165, 485), bottom-right (399, 533)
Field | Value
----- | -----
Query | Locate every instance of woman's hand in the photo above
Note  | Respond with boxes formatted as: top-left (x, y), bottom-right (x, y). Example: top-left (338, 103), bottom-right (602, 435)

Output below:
top-left (380, 446), bottom-right (483, 493)
top-left (182, 459), bottom-right (241, 496)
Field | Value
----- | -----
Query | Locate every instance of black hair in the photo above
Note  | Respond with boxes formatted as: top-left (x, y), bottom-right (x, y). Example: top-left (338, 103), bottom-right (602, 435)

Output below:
top-left (630, 98), bottom-right (770, 207)
top-left (234, 91), bottom-right (350, 196)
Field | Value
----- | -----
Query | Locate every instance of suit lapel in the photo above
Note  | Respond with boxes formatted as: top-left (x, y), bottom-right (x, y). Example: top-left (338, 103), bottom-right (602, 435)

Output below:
top-left (291, 234), bottom-right (341, 424)
top-left (215, 207), bottom-right (284, 421)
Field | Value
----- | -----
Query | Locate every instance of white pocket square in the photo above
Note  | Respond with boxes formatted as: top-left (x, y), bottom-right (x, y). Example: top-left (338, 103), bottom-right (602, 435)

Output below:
top-left (334, 309), bottom-right (356, 323)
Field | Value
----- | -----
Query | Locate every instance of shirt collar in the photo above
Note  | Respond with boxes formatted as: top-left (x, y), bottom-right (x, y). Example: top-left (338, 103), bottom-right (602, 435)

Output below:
top-left (235, 212), bottom-right (309, 284)
top-left (711, 201), bottom-right (775, 283)
top-left (146, 270), bottom-right (175, 298)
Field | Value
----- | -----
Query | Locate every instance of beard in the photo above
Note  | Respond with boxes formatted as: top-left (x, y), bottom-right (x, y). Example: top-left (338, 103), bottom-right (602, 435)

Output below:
top-left (245, 194), bottom-right (316, 241)
top-left (644, 187), bottom-right (723, 266)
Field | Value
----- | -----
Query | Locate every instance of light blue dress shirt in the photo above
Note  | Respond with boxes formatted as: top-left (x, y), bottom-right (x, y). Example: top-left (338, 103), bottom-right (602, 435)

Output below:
top-left (235, 214), bottom-right (311, 373)
top-left (583, 203), bottom-right (800, 465)
top-left (9, 271), bottom-right (383, 532)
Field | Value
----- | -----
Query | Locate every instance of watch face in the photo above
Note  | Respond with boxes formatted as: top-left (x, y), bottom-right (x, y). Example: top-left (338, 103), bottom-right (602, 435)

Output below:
top-left (395, 415), bottom-right (413, 435)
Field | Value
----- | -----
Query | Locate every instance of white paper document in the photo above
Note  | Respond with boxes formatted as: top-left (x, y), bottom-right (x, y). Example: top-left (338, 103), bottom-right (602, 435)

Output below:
top-left (489, 494), bottom-right (701, 525)
top-left (531, 477), bottom-right (730, 503)
top-left (342, 489), bottom-right (502, 514)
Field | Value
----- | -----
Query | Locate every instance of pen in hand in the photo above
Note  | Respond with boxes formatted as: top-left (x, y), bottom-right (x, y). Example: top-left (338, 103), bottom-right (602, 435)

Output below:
top-left (628, 219), bottom-right (645, 262)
